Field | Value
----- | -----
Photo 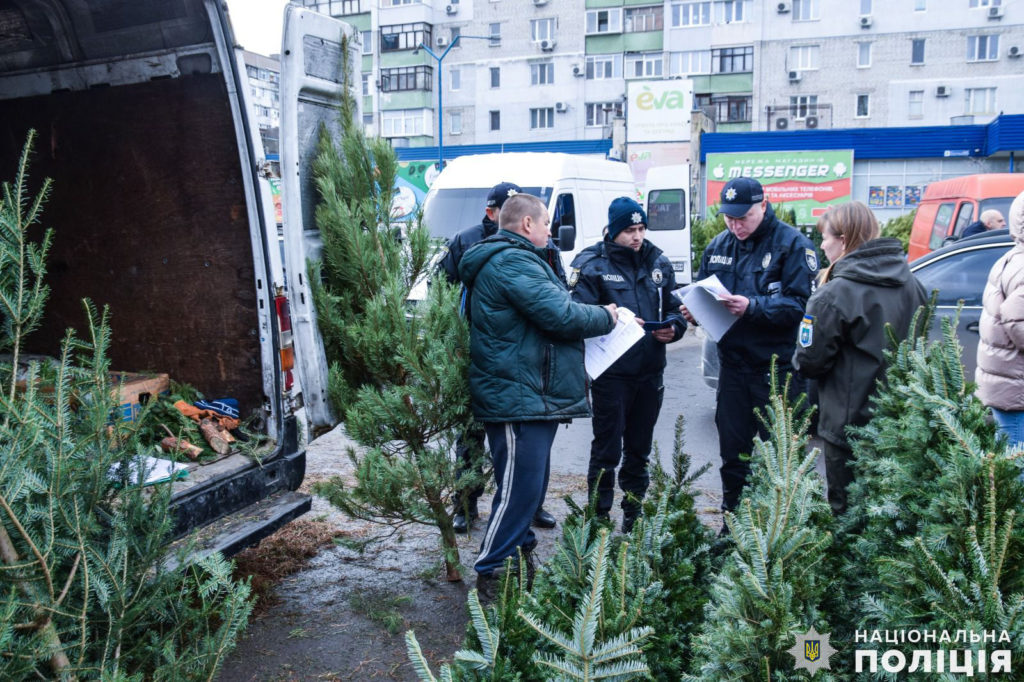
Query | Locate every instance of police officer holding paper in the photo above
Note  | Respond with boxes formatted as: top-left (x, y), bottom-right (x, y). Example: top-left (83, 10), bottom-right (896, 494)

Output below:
top-left (570, 197), bottom-right (686, 532)
top-left (681, 178), bottom-right (817, 520)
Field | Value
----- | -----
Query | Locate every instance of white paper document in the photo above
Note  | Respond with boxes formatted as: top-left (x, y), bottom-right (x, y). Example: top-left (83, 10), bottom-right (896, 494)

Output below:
top-left (678, 274), bottom-right (738, 343)
top-left (109, 455), bottom-right (190, 487)
top-left (584, 307), bottom-right (645, 380)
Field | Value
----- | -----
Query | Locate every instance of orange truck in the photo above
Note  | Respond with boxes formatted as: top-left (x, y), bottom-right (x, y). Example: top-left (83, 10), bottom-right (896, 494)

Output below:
top-left (908, 173), bottom-right (1024, 261)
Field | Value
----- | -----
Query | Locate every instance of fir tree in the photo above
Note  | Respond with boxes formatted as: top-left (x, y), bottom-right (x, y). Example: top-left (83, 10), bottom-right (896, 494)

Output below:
top-left (0, 131), bottom-right (252, 679)
top-left (307, 36), bottom-right (473, 581)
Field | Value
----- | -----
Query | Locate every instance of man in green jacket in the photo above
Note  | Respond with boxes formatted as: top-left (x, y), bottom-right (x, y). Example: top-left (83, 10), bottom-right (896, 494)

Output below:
top-left (458, 193), bottom-right (618, 600)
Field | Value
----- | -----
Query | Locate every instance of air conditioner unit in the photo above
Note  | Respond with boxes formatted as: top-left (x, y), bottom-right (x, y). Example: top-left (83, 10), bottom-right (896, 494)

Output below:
top-left (540, 39), bottom-right (556, 51)
top-left (571, 64), bottom-right (583, 77)
top-left (805, 115), bottom-right (819, 129)
top-left (446, 4), bottom-right (458, 15)
top-left (776, 117), bottom-right (789, 130)
top-left (436, 36), bottom-right (448, 47)
top-left (859, 15), bottom-right (873, 28)
top-left (988, 6), bottom-right (1004, 18)
top-left (1009, 45), bottom-right (1022, 58)
top-left (936, 85), bottom-right (950, 97)
top-left (777, 1), bottom-right (791, 13)
top-left (788, 70), bottom-right (801, 82)
top-left (555, 101), bottom-right (568, 113)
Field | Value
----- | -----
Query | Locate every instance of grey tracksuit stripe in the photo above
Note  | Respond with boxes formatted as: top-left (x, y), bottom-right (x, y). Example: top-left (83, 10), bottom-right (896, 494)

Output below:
top-left (476, 423), bottom-right (515, 568)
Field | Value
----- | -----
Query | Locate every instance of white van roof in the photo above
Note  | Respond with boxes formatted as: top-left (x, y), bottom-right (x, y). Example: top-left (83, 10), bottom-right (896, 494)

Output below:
top-left (430, 152), bottom-right (634, 189)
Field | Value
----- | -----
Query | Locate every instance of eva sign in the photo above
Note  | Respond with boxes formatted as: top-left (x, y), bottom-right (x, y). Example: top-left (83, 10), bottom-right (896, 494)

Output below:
top-left (627, 80), bottom-right (692, 143)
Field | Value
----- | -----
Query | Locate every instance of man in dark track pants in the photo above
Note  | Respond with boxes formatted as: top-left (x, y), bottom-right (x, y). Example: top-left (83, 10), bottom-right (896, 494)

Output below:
top-left (569, 197), bottom-right (685, 533)
top-left (438, 182), bottom-right (558, 533)
top-left (682, 177), bottom-right (817, 528)
top-left (458, 193), bottom-right (617, 601)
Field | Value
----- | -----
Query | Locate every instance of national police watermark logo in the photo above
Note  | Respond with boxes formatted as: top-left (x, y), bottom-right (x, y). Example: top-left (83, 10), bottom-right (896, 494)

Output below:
top-left (651, 268), bottom-right (663, 285)
top-left (787, 626), bottom-right (836, 675)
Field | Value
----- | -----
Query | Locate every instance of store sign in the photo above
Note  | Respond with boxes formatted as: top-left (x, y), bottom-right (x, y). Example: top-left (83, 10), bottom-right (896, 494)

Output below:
top-left (705, 150), bottom-right (854, 224)
top-left (627, 80), bottom-right (692, 143)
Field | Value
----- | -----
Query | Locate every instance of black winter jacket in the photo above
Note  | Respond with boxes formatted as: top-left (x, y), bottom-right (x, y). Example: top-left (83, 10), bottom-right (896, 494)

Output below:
top-left (792, 238), bottom-right (928, 447)
top-left (439, 216), bottom-right (499, 284)
top-left (699, 204), bottom-right (817, 370)
top-left (569, 239), bottom-right (685, 378)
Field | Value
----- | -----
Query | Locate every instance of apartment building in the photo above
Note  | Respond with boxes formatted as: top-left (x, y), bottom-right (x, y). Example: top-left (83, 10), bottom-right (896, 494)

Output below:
top-left (298, 0), bottom-right (1024, 149)
top-left (242, 50), bottom-right (282, 154)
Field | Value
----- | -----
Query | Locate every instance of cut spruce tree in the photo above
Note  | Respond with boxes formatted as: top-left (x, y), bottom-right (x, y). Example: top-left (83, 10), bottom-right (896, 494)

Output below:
top-left (307, 38), bottom-right (475, 581)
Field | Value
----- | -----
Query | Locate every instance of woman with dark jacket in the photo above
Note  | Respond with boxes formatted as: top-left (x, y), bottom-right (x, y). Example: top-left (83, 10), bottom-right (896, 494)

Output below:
top-left (793, 201), bottom-right (928, 513)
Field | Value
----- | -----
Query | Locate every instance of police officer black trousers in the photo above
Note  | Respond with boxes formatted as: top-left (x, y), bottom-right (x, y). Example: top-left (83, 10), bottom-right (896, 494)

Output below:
top-left (587, 373), bottom-right (664, 517)
top-left (716, 362), bottom-right (805, 512)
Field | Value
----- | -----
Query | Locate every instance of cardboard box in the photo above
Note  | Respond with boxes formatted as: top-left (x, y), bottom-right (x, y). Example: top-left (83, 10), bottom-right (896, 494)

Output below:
top-left (109, 372), bottom-right (170, 421)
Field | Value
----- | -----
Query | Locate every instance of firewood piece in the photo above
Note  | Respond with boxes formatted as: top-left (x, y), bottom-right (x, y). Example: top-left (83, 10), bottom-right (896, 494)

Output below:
top-left (160, 436), bottom-right (202, 461)
top-left (199, 417), bottom-right (231, 455)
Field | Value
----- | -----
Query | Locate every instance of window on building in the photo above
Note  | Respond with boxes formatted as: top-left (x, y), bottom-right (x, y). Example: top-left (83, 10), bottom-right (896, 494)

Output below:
top-left (908, 89), bottom-right (924, 118)
top-left (586, 102), bottom-right (624, 126)
top-left (531, 18), bottom-right (556, 42)
top-left (856, 94), bottom-right (870, 117)
top-left (361, 30), bottom-right (372, 54)
top-left (586, 54), bottom-right (623, 79)
top-left (380, 23), bottom-right (432, 52)
top-left (361, 73), bottom-right (370, 96)
top-left (341, 0), bottom-right (364, 14)
top-left (363, 112), bottom-right (374, 129)
top-left (713, 46), bottom-right (754, 73)
top-left (379, 65), bottom-right (433, 92)
top-left (860, 0), bottom-right (872, 14)
top-left (793, 0), bottom-right (819, 21)
top-left (671, 2), bottom-right (711, 27)
top-left (789, 45), bottom-right (819, 71)
top-left (857, 42), bottom-right (872, 67)
top-left (911, 38), bottom-right (925, 64)
top-left (969, 0), bottom-right (1001, 6)
top-left (625, 6), bottom-right (663, 33)
top-left (790, 94), bottom-right (818, 119)
top-left (450, 67), bottom-right (461, 90)
top-left (450, 26), bottom-right (461, 48)
top-left (450, 111), bottom-right (462, 135)
top-left (625, 52), bottom-right (664, 78)
top-left (586, 8), bottom-right (623, 34)
top-left (530, 107), bottom-right (554, 129)
top-left (670, 50), bottom-right (711, 75)
top-left (489, 22), bottom-right (501, 44)
top-left (915, 0), bottom-right (926, 9)
top-left (967, 35), bottom-right (999, 61)
top-left (490, 67), bottom-right (500, 88)
top-left (489, 110), bottom-right (500, 131)
top-left (386, 0), bottom-right (417, 5)
top-left (715, 0), bottom-right (746, 23)
top-left (965, 87), bottom-right (996, 114)
top-left (711, 95), bottom-right (752, 123)
top-left (381, 108), bottom-right (430, 137)
top-left (531, 61), bottom-right (554, 85)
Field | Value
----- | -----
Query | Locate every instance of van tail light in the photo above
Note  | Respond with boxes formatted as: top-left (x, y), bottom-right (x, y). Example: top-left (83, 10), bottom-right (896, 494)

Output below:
top-left (275, 294), bottom-right (295, 391)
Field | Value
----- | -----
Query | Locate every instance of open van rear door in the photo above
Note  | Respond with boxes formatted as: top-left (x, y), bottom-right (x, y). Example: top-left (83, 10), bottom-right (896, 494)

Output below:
top-left (279, 7), bottom-right (360, 431)
top-left (644, 164), bottom-right (692, 285)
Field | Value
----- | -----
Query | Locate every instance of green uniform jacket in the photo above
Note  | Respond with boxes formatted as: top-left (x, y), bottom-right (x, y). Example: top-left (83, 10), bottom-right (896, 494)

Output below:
top-left (458, 230), bottom-right (615, 423)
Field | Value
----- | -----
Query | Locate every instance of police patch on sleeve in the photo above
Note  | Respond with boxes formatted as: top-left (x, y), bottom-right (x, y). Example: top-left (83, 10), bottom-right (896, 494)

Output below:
top-left (799, 314), bottom-right (814, 348)
top-left (568, 267), bottom-right (580, 288)
top-left (805, 248), bottom-right (819, 272)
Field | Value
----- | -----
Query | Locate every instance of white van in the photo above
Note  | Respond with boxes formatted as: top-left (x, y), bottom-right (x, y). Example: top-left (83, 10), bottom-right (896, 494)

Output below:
top-left (420, 152), bottom-right (637, 271)
top-left (643, 164), bottom-right (693, 285)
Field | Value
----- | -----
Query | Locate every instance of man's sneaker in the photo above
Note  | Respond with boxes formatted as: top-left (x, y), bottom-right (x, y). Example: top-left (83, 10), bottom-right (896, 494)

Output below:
top-left (453, 500), bottom-right (479, 534)
top-left (621, 508), bottom-right (641, 534)
top-left (532, 507), bottom-right (556, 529)
top-left (476, 571), bottom-right (502, 605)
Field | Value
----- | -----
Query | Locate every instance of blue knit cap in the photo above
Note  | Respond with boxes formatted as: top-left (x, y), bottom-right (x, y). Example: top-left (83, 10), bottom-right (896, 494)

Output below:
top-left (607, 197), bottom-right (647, 240)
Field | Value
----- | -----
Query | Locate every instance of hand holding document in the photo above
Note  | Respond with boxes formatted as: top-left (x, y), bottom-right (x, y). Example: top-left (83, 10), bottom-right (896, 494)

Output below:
top-left (585, 307), bottom-right (644, 380)
top-left (676, 275), bottom-right (739, 343)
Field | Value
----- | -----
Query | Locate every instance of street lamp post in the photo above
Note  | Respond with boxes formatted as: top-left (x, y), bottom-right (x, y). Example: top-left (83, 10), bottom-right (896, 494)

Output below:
top-left (416, 34), bottom-right (494, 172)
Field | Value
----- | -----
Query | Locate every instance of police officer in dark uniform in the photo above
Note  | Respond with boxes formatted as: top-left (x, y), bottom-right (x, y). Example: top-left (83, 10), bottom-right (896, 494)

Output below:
top-left (570, 197), bottom-right (686, 532)
top-left (438, 182), bottom-right (557, 532)
top-left (682, 177), bottom-right (817, 521)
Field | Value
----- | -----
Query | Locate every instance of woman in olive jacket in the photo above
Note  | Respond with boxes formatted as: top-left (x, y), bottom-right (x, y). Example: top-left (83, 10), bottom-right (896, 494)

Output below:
top-left (793, 202), bottom-right (928, 514)
top-left (977, 190), bottom-right (1024, 448)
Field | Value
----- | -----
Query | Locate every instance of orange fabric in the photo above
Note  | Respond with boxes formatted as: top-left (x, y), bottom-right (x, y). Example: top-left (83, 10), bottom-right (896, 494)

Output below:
top-left (173, 400), bottom-right (240, 431)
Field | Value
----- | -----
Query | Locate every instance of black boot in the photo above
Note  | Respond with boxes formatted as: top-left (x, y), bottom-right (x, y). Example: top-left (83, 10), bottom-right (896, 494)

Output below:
top-left (621, 506), bottom-right (641, 534)
top-left (532, 507), bottom-right (556, 529)
top-left (453, 499), bottom-right (479, 534)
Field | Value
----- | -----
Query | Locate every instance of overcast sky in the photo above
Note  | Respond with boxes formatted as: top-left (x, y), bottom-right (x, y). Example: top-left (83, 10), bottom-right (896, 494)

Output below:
top-left (225, 0), bottom-right (291, 56)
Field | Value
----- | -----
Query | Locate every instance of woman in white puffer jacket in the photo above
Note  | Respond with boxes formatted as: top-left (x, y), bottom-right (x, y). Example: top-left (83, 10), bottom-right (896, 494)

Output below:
top-left (977, 190), bottom-right (1024, 448)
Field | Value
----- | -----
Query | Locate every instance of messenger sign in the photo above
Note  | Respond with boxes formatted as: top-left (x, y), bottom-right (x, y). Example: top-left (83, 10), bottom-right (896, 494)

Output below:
top-left (706, 150), bottom-right (854, 224)
top-left (627, 80), bottom-right (692, 143)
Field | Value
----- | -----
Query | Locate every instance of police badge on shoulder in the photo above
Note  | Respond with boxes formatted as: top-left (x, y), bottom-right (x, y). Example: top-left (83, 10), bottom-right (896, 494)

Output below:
top-left (799, 314), bottom-right (814, 348)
